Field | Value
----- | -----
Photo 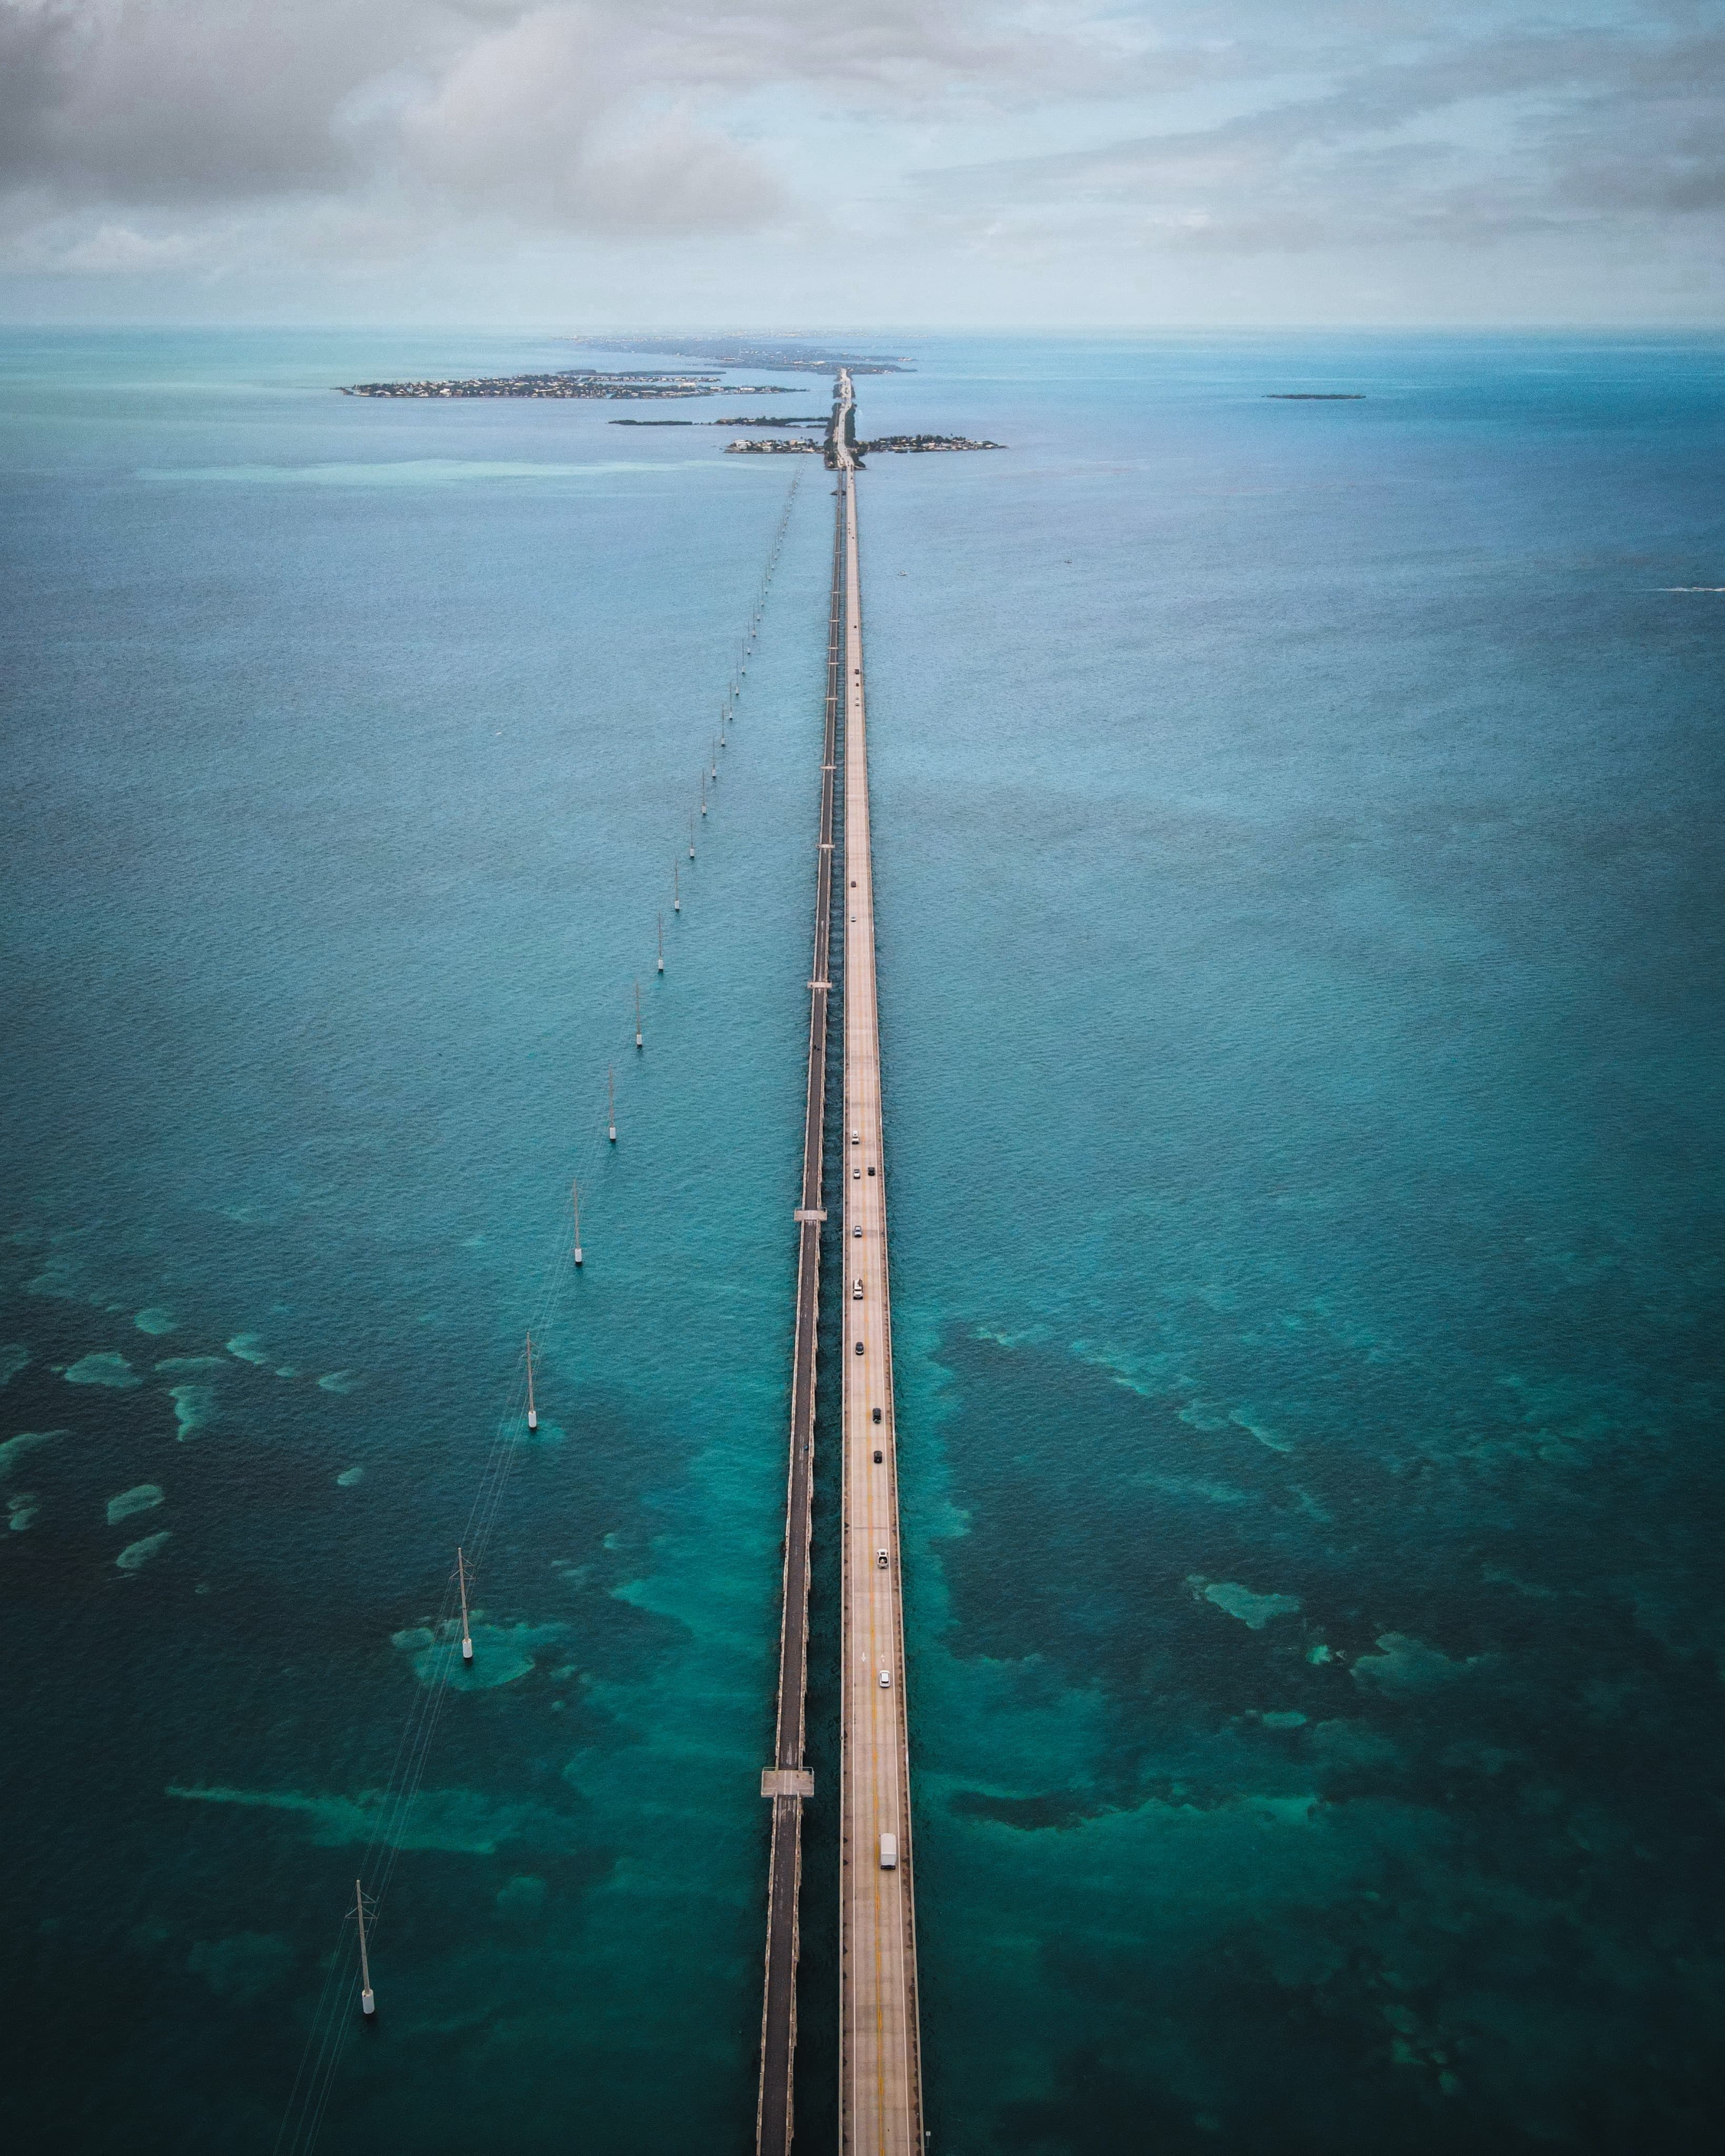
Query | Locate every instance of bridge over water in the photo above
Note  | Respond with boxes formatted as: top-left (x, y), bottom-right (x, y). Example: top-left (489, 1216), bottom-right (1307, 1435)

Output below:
top-left (755, 374), bottom-right (924, 2156)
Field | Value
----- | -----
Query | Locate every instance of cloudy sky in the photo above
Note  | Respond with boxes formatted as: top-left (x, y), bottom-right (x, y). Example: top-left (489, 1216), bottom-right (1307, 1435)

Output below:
top-left (2, 0), bottom-right (1720, 324)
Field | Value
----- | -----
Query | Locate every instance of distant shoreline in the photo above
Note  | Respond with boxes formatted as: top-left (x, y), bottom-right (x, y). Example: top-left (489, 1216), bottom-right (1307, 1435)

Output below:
top-left (564, 335), bottom-right (913, 375)
top-left (339, 371), bottom-right (808, 401)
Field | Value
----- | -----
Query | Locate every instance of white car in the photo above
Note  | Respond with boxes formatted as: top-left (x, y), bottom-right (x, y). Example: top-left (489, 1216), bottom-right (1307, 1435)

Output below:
top-left (876, 1548), bottom-right (889, 1568)
top-left (878, 1668), bottom-right (891, 1687)
top-left (852, 1278), bottom-right (864, 1300)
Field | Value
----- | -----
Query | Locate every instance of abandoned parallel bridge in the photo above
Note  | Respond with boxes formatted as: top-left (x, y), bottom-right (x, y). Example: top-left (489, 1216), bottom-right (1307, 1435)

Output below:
top-left (755, 375), bottom-right (923, 2156)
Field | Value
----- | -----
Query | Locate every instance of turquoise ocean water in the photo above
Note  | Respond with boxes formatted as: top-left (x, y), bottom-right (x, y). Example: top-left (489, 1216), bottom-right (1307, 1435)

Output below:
top-left (2, 330), bottom-right (1722, 2152)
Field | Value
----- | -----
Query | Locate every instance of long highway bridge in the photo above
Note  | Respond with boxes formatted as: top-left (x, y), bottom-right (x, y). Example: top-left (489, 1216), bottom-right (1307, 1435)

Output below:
top-left (756, 375), bottom-right (924, 2155)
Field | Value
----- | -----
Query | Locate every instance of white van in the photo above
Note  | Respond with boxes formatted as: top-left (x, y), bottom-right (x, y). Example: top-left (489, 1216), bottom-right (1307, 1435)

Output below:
top-left (879, 1833), bottom-right (898, 1870)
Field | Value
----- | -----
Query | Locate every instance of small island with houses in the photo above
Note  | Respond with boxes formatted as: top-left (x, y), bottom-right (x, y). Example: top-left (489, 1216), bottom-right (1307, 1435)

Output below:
top-left (725, 432), bottom-right (1004, 456)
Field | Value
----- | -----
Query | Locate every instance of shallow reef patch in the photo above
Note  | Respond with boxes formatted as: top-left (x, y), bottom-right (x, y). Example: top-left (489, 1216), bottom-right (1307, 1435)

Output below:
top-left (392, 1619), bottom-right (570, 1691)
top-left (1, 1430), bottom-right (63, 1478)
top-left (1351, 1632), bottom-right (1487, 1693)
top-left (1195, 1578), bottom-right (1303, 1630)
top-left (65, 1353), bottom-right (142, 1389)
top-left (169, 1385), bottom-right (217, 1439)
top-left (107, 1483), bottom-right (164, 1526)
top-left (116, 1531), bottom-right (170, 1571)
top-left (165, 1782), bottom-right (587, 1856)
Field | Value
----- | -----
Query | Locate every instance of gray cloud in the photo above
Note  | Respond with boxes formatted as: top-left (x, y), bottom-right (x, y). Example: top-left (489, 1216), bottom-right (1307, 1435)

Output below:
top-left (0, 0), bottom-right (409, 196)
top-left (0, 3), bottom-right (1719, 315)
top-left (0, 2), bottom-right (1066, 219)
top-left (385, 6), bottom-right (790, 234)
top-left (913, 15), bottom-right (1725, 253)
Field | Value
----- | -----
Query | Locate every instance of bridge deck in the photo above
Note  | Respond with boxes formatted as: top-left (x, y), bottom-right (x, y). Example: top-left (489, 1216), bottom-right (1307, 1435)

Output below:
top-left (836, 387), bottom-right (924, 2156)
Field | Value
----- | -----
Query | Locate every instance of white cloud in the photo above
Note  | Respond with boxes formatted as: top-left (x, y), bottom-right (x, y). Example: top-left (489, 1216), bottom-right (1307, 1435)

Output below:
top-left (389, 7), bottom-right (787, 232)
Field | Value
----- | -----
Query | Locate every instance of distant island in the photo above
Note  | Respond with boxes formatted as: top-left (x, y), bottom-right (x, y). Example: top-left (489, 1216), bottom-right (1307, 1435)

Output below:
top-left (567, 336), bottom-right (913, 375)
top-left (726, 432), bottom-right (1005, 457)
top-left (340, 371), bottom-right (805, 400)
top-left (1265, 393), bottom-right (1365, 400)
top-left (855, 435), bottom-right (1005, 454)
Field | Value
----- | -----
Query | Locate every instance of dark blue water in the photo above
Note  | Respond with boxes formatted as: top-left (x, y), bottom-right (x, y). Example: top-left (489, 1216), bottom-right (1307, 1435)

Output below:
top-left (2, 331), bottom-right (1721, 2152)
